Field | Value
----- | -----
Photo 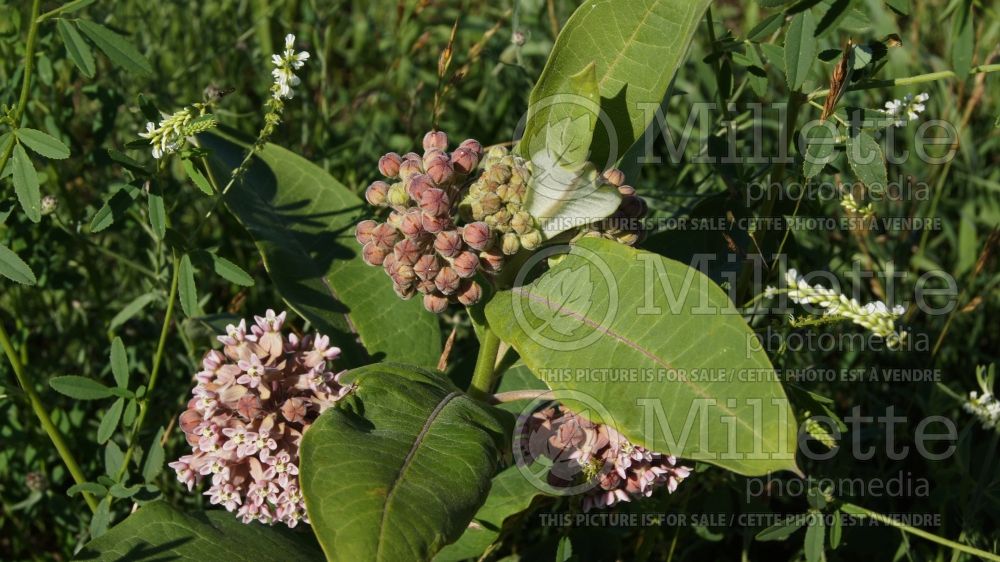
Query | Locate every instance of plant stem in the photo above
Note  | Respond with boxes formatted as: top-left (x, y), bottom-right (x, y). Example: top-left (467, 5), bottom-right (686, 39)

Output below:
top-left (808, 64), bottom-right (1000, 99)
top-left (467, 327), bottom-right (502, 401)
top-left (36, 0), bottom-right (91, 22)
top-left (0, 320), bottom-right (98, 512)
top-left (114, 252), bottom-right (180, 484)
top-left (841, 502), bottom-right (1000, 561)
top-left (0, 0), bottom-right (41, 177)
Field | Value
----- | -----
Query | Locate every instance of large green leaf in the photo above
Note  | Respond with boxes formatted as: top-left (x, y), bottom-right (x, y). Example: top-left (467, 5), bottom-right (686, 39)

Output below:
top-left (199, 131), bottom-right (441, 367)
top-left (485, 238), bottom-right (799, 476)
top-left (784, 9), bottom-right (817, 91)
top-left (77, 501), bottom-right (323, 561)
top-left (300, 363), bottom-right (507, 562)
top-left (434, 464), bottom-right (550, 562)
top-left (522, 0), bottom-right (713, 167)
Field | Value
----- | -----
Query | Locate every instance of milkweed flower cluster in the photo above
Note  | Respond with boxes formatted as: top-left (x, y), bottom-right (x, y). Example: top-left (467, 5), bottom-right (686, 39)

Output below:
top-left (765, 268), bottom-right (908, 348)
top-left (463, 147), bottom-right (544, 255)
top-left (356, 130), bottom-right (494, 313)
top-left (168, 310), bottom-right (350, 527)
top-left (521, 406), bottom-right (690, 512)
top-left (271, 34), bottom-right (310, 100)
top-left (880, 92), bottom-right (929, 127)
top-left (138, 106), bottom-right (218, 159)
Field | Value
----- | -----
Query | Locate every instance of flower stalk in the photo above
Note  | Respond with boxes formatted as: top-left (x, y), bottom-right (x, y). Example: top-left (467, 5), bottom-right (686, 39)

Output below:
top-left (467, 327), bottom-right (502, 402)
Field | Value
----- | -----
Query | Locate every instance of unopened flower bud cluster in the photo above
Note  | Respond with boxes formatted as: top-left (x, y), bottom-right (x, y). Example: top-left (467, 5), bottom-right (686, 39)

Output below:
top-left (576, 167), bottom-right (648, 247)
top-left (168, 310), bottom-right (350, 527)
top-left (521, 406), bottom-right (690, 512)
top-left (356, 131), bottom-right (492, 313)
top-left (462, 146), bottom-right (544, 255)
top-left (139, 106), bottom-right (218, 159)
top-left (765, 268), bottom-right (908, 347)
top-left (840, 191), bottom-right (874, 219)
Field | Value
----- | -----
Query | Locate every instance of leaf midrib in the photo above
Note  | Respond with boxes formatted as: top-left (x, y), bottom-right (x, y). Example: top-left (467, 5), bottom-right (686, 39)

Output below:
top-left (374, 390), bottom-right (461, 561)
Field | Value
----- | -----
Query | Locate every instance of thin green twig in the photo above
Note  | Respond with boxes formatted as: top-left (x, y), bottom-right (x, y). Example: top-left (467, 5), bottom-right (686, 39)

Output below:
top-left (114, 252), bottom-right (180, 484)
top-left (808, 64), bottom-right (1000, 100)
top-left (0, 320), bottom-right (98, 512)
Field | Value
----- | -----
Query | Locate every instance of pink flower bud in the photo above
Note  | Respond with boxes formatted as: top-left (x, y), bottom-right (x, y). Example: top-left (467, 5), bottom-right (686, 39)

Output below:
top-left (393, 238), bottom-right (422, 265)
top-left (355, 219), bottom-right (377, 244)
top-left (399, 210), bottom-right (424, 238)
top-left (423, 130), bottom-right (448, 152)
top-left (393, 263), bottom-right (416, 283)
top-left (365, 181), bottom-right (390, 206)
top-left (434, 230), bottom-right (463, 257)
top-left (419, 188), bottom-right (451, 217)
top-left (420, 212), bottom-right (450, 234)
top-left (415, 278), bottom-right (437, 294)
top-left (602, 168), bottom-right (625, 187)
top-left (362, 243), bottom-right (388, 266)
top-left (425, 154), bottom-right (454, 185)
top-left (617, 184), bottom-right (636, 197)
top-left (378, 152), bottom-right (402, 177)
top-left (450, 147), bottom-right (480, 175)
top-left (393, 281), bottom-right (415, 300)
top-left (434, 266), bottom-right (461, 295)
top-left (457, 280), bottom-right (483, 306)
top-left (413, 254), bottom-right (442, 281)
top-left (479, 249), bottom-right (504, 274)
top-left (423, 293), bottom-right (449, 313)
top-left (459, 138), bottom-right (483, 156)
top-left (382, 253), bottom-right (398, 275)
top-left (398, 158), bottom-right (423, 180)
top-left (462, 222), bottom-right (492, 251)
top-left (406, 174), bottom-right (434, 202)
top-left (451, 251), bottom-right (480, 278)
top-left (371, 223), bottom-right (400, 250)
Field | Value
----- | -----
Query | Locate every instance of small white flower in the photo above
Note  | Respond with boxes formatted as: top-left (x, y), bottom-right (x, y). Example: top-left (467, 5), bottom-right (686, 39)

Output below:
top-left (880, 92), bottom-right (929, 127)
top-left (270, 34), bottom-right (309, 100)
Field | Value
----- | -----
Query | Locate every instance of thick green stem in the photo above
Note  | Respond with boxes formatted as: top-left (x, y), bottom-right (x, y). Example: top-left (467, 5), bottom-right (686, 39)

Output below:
top-left (114, 253), bottom-right (180, 484)
top-left (0, 321), bottom-right (98, 512)
top-left (841, 502), bottom-right (1000, 561)
top-left (468, 328), bottom-right (502, 401)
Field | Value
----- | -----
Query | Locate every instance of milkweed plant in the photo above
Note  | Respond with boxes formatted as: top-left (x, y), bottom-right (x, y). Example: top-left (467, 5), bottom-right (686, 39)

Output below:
top-left (0, 1), bottom-right (998, 561)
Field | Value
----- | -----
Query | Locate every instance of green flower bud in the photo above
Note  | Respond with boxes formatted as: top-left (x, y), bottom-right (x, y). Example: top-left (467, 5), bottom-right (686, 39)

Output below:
top-left (510, 211), bottom-right (533, 235)
top-left (502, 232), bottom-right (521, 255)
top-left (520, 230), bottom-right (543, 251)
top-left (387, 183), bottom-right (410, 208)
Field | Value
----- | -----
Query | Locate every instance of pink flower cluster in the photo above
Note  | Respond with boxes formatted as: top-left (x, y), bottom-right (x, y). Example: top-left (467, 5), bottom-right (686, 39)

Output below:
top-left (355, 130), bottom-right (501, 313)
top-left (168, 310), bottom-right (350, 527)
top-left (521, 406), bottom-right (690, 512)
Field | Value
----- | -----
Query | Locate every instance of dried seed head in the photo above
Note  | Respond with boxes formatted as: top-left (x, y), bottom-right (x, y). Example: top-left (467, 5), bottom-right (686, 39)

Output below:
top-left (423, 130), bottom-right (449, 152)
top-left (378, 152), bottom-right (402, 178)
